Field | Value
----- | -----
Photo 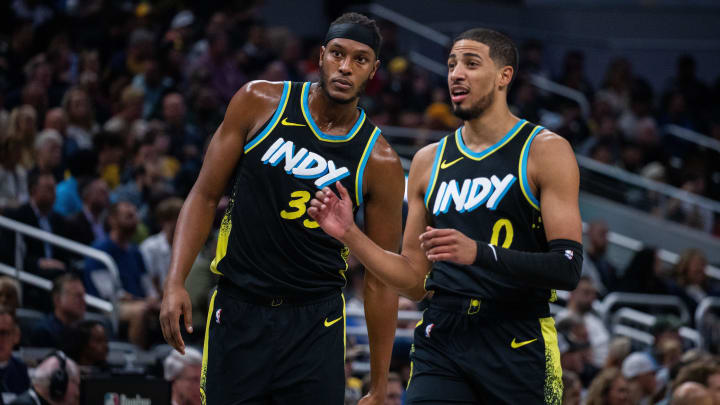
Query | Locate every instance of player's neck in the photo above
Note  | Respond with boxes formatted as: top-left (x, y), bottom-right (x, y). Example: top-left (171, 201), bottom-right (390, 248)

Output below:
top-left (308, 83), bottom-right (359, 132)
top-left (462, 103), bottom-right (518, 148)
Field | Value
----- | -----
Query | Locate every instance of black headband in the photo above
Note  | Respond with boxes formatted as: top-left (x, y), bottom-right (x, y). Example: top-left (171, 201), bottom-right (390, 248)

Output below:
top-left (324, 23), bottom-right (380, 57)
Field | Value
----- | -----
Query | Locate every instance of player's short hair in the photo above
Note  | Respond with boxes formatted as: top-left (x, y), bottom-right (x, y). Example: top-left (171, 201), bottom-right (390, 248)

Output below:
top-left (328, 12), bottom-right (382, 58)
top-left (453, 28), bottom-right (519, 83)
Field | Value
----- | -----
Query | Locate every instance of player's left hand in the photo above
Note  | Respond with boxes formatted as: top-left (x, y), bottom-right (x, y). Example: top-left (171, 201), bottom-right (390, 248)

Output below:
top-left (419, 226), bottom-right (477, 265)
top-left (357, 392), bottom-right (385, 405)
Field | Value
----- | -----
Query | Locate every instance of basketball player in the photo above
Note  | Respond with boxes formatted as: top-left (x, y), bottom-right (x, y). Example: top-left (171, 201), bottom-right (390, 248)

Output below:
top-left (309, 28), bottom-right (583, 404)
top-left (159, 13), bottom-right (404, 405)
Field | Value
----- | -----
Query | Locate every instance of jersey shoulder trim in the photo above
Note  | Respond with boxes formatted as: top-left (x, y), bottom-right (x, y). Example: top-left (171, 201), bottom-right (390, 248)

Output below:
top-left (244, 81), bottom-right (291, 153)
top-left (424, 136), bottom-right (448, 209)
top-left (518, 124), bottom-right (545, 211)
top-left (300, 82), bottom-right (366, 143)
top-left (355, 127), bottom-right (381, 206)
top-left (455, 119), bottom-right (527, 161)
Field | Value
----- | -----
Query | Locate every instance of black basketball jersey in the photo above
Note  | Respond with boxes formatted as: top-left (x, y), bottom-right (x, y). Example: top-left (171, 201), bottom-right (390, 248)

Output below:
top-left (211, 81), bottom-right (381, 298)
top-left (424, 119), bottom-right (557, 303)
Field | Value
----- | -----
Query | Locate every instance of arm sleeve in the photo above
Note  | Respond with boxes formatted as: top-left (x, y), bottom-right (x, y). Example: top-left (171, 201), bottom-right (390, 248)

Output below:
top-left (474, 239), bottom-right (583, 291)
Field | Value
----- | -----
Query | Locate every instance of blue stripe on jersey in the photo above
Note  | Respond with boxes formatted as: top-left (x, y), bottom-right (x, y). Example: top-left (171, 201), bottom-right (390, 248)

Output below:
top-left (355, 127), bottom-right (381, 206)
top-left (244, 81), bottom-right (291, 153)
top-left (519, 125), bottom-right (544, 210)
top-left (424, 137), bottom-right (447, 209)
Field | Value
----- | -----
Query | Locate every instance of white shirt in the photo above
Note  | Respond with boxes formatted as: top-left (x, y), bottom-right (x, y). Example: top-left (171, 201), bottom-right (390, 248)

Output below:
top-left (139, 232), bottom-right (171, 287)
top-left (556, 309), bottom-right (610, 368)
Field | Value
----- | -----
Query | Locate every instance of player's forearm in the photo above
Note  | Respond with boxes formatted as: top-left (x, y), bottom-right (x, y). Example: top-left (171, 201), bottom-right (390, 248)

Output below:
top-left (474, 239), bottom-right (583, 290)
top-left (165, 191), bottom-right (218, 288)
top-left (342, 225), bottom-right (423, 291)
top-left (363, 274), bottom-right (397, 397)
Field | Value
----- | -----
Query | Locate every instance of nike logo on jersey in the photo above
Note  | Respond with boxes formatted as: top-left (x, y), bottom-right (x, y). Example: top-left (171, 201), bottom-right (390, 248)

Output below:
top-left (440, 157), bottom-right (463, 169)
top-left (261, 138), bottom-right (350, 188)
top-left (432, 174), bottom-right (516, 215)
top-left (281, 117), bottom-right (306, 127)
top-left (511, 337), bottom-right (537, 349)
top-left (324, 316), bottom-right (343, 327)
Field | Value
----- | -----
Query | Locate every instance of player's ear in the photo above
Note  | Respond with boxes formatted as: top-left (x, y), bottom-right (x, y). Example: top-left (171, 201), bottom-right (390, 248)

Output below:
top-left (497, 65), bottom-right (514, 88)
top-left (369, 58), bottom-right (380, 80)
top-left (319, 46), bottom-right (326, 68)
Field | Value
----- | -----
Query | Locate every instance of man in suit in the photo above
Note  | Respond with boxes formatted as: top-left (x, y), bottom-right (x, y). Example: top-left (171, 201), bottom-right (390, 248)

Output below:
top-left (64, 178), bottom-right (109, 247)
top-left (0, 171), bottom-right (70, 311)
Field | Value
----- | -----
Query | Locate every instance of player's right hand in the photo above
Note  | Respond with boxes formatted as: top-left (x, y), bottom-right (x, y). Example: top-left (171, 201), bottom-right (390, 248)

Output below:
top-left (159, 284), bottom-right (193, 354)
top-left (308, 181), bottom-right (354, 241)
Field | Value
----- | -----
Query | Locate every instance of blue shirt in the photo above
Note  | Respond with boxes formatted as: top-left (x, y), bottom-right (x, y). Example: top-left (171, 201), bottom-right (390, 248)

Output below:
top-left (85, 238), bottom-right (147, 298)
top-left (53, 177), bottom-right (82, 217)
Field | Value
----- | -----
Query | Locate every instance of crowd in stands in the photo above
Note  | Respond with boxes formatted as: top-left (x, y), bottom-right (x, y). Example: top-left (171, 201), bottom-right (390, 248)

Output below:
top-left (0, 1), bottom-right (719, 404)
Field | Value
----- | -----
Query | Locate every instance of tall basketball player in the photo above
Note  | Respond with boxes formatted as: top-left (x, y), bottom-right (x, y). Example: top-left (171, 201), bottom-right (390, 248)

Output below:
top-left (309, 28), bottom-right (583, 404)
top-left (159, 13), bottom-right (404, 405)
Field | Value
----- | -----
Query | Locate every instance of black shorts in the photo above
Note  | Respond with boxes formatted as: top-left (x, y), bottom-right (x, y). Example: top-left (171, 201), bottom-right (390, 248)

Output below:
top-left (406, 293), bottom-right (563, 405)
top-left (200, 279), bottom-right (346, 405)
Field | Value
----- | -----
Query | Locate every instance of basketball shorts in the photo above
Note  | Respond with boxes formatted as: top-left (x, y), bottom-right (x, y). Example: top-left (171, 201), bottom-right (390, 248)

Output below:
top-left (405, 292), bottom-right (563, 405)
top-left (200, 278), bottom-right (346, 405)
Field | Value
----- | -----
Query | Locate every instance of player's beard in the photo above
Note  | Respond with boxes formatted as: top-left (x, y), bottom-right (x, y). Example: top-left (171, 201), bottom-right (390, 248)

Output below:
top-left (319, 67), bottom-right (368, 105)
top-left (453, 87), bottom-right (495, 121)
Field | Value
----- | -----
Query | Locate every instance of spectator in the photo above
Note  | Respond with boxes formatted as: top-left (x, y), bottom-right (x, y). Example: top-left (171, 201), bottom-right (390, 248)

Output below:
top-left (597, 58), bottom-right (633, 114)
top-left (1, 171), bottom-right (69, 284)
top-left (103, 85), bottom-right (144, 134)
top-left (664, 174), bottom-right (714, 232)
top-left (62, 320), bottom-right (109, 374)
top-left (396, 296), bottom-right (417, 330)
top-left (140, 197), bottom-right (183, 295)
top-left (674, 249), bottom-right (719, 315)
top-left (30, 129), bottom-right (64, 182)
top-left (62, 87), bottom-right (97, 150)
top-left (29, 274), bottom-right (86, 348)
top-left (43, 107), bottom-right (78, 160)
top-left (385, 372), bottom-right (403, 405)
top-left (53, 148), bottom-right (98, 217)
top-left (187, 31), bottom-right (247, 104)
top-left (164, 348), bottom-right (202, 405)
top-left (562, 370), bottom-right (582, 405)
top-left (671, 381), bottom-right (712, 405)
top-left (582, 220), bottom-right (618, 295)
top-left (557, 276), bottom-right (610, 367)
top-left (0, 136), bottom-right (29, 213)
top-left (618, 248), bottom-right (678, 296)
top-left (0, 277), bottom-right (21, 314)
top-left (559, 332), bottom-right (590, 380)
top-left (7, 104), bottom-right (38, 169)
top-left (585, 367), bottom-right (630, 405)
top-left (605, 337), bottom-right (632, 370)
top-left (671, 360), bottom-right (720, 404)
top-left (85, 201), bottom-right (158, 347)
top-left (10, 352), bottom-right (79, 405)
top-left (65, 178), bottom-right (109, 246)
top-left (557, 314), bottom-right (599, 388)
top-left (621, 352), bottom-right (658, 405)
top-left (162, 93), bottom-right (202, 162)
top-left (650, 316), bottom-right (685, 389)
top-left (131, 57), bottom-right (173, 120)
top-left (0, 307), bottom-right (31, 400)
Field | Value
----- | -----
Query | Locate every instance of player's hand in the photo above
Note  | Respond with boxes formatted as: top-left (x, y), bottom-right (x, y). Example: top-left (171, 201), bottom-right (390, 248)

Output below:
top-left (357, 392), bottom-right (385, 405)
top-left (419, 226), bottom-right (477, 265)
top-left (308, 181), bottom-right (355, 241)
top-left (159, 283), bottom-right (193, 354)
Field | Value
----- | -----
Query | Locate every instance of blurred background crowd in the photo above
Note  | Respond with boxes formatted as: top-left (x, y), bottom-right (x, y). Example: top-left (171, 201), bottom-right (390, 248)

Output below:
top-left (0, 0), bottom-right (719, 404)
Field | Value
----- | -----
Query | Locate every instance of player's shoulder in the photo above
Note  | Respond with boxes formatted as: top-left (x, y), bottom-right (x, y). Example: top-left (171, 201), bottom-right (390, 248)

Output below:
top-left (530, 128), bottom-right (572, 155)
top-left (230, 80), bottom-right (286, 108)
top-left (412, 139), bottom-right (444, 167)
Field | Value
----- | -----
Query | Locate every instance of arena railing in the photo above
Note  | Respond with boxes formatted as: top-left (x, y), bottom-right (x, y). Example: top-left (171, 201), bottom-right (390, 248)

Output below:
top-left (599, 292), bottom-right (690, 325)
top-left (663, 124), bottom-right (720, 155)
top-left (611, 307), bottom-right (702, 348)
top-left (0, 215), bottom-right (117, 316)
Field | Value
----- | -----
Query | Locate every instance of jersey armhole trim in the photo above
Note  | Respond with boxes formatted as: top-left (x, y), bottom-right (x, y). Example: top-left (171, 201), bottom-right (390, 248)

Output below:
top-left (518, 125), bottom-right (544, 211)
top-left (424, 137), bottom-right (447, 209)
top-left (355, 127), bottom-right (381, 206)
top-left (243, 81), bottom-right (291, 153)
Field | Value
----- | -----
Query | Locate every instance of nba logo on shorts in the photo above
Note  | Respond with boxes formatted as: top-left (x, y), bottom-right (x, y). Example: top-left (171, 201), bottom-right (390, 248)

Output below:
top-left (564, 250), bottom-right (573, 260)
top-left (425, 323), bottom-right (435, 338)
top-left (216, 308), bottom-right (222, 324)
top-left (104, 393), bottom-right (119, 405)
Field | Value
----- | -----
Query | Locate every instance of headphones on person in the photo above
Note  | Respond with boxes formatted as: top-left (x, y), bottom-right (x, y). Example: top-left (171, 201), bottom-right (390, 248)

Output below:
top-left (47, 351), bottom-right (69, 402)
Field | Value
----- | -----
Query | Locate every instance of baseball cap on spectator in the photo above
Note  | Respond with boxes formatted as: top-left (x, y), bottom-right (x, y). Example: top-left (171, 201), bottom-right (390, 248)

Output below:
top-left (171, 10), bottom-right (195, 29)
top-left (651, 315), bottom-right (682, 336)
top-left (622, 352), bottom-right (658, 379)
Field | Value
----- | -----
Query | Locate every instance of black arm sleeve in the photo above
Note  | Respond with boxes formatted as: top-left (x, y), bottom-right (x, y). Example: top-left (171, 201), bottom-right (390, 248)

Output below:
top-left (473, 239), bottom-right (583, 291)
